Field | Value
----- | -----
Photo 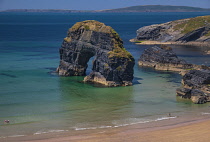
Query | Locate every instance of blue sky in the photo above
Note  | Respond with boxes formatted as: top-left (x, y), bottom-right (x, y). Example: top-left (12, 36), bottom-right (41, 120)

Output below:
top-left (0, 0), bottom-right (210, 10)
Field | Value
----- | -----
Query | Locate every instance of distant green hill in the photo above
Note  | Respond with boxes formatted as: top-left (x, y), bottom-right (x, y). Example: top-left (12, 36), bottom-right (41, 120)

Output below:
top-left (2, 5), bottom-right (210, 13)
top-left (99, 5), bottom-right (210, 12)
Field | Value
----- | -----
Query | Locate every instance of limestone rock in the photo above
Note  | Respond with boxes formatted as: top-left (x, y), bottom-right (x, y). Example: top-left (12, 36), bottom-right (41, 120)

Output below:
top-left (132, 15), bottom-right (210, 46)
top-left (139, 45), bottom-right (209, 74)
top-left (57, 20), bottom-right (135, 86)
top-left (138, 45), bottom-right (194, 72)
top-left (176, 70), bottom-right (210, 104)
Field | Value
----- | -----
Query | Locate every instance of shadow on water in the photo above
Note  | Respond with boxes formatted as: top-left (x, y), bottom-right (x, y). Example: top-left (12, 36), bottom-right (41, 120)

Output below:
top-left (133, 76), bottom-right (142, 85)
top-left (171, 45), bottom-right (210, 66)
top-left (0, 73), bottom-right (17, 78)
top-left (138, 66), bottom-right (182, 82)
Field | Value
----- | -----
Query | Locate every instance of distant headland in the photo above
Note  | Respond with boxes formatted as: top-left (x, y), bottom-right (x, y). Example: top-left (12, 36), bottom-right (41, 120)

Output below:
top-left (130, 15), bottom-right (210, 47)
top-left (1, 5), bottom-right (210, 13)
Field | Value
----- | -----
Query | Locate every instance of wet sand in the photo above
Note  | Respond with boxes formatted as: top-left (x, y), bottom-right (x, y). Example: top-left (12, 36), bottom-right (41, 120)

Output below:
top-left (3, 115), bottom-right (210, 142)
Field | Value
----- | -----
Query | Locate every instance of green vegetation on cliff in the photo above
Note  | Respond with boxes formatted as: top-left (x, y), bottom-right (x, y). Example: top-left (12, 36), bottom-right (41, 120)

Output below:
top-left (69, 20), bottom-right (110, 33)
top-left (108, 47), bottom-right (133, 60)
top-left (108, 29), bottom-right (133, 60)
top-left (133, 15), bottom-right (210, 45)
top-left (174, 15), bottom-right (210, 34)
top-left (108, 28), bottom-right (133, 60)
top-left (69, 20), bottom-right (133, 60)
top-left (69, 20), bottom-right (121, 40)
top-left (205, 31), bottom-right (210, 36)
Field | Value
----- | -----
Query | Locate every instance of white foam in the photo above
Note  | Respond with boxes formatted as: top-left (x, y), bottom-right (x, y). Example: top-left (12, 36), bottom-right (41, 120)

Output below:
top-left (74, 127), bottom-right (97, 131)
top-left (154, 116), bottom-right (177, 121)
top-left (8, 135), bottom-right (25, 138)
top-left (99, 126), bottom-right (112, 129)
top-left (34, 129), bottom-right (68, 135)
top-left (74, 116), bottom-right (177, 131)
top-left (201, 112), bottom-right (210, 115)
top-left (113, 116), bottom-right (177, 128)
top-left (112, 118), bottom-right (151, 127)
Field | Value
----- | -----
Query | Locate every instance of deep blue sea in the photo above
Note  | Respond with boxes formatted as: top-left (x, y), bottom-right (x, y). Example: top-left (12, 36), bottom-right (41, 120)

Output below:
top-left (1, 12), bottom-right (210, 138)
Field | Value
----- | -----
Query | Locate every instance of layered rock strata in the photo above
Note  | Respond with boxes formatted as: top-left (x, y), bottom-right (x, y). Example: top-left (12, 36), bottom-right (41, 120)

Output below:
top-left (57, 20), bottom-right (135, 86)
top-left (138, 45), bottom-right (208, 74)
top-left (131, 15), bottom-right (210, 46)
top-left (176, 70), bottom-right (210, 104)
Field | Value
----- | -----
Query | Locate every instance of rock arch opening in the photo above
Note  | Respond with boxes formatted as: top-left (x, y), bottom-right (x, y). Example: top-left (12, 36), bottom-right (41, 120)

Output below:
top-left (77, 50), bottom-right (95, 75)
top-left (84, 55), bottom-right (95, 75)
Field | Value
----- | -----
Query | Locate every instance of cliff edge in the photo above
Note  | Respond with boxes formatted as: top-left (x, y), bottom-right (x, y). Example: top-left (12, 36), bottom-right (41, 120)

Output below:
top-left (131, 15), bottom-right (210, 46)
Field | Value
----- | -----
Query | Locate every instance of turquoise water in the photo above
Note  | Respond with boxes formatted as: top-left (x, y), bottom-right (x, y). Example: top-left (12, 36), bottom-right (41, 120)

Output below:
top-left (1, 12), bottom-right (210, 137)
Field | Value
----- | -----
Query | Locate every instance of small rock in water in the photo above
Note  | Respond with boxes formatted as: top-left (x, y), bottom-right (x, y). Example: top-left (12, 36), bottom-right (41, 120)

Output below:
top-left (176, 70), bottom-right (210, 104)
top-left (138, 45), bottom-right (194, 72)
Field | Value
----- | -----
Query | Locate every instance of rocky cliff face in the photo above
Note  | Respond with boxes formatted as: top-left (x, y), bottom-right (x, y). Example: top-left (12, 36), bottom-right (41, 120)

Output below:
top-left (139, 45), bottom-right (209, 74)
top-left (176, 70), bottom-right (210, 104)
top-left (57, 20), bottom-right (135, 86)
top-left (133, 15), bottom-right (210, 45)
top-left (139, 45), bottom-right (191, 72)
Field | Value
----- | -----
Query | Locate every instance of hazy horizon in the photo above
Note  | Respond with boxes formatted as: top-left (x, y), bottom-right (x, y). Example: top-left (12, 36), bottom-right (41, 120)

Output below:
top-left (0, 0), bottom-right (210, 10)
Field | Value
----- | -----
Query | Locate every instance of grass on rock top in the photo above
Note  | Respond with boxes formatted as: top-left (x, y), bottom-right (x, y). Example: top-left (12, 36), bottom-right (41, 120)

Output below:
top-left (69, 20), bottom-right (126, 39)
top-left (69, 20), bottom-right (112, 33)
top-left (174, 15), bottom-right (210, 34)
top-left (205, 31), bottom-right (210, 36)
top-left (67, 20), bottom-right (134, 61)
top-left (108, 47), bottom-right (133, 60)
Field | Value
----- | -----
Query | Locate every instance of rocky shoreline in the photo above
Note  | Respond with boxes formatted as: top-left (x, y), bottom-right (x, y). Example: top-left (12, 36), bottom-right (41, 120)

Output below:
top-left (131, 15), bottom-right (210, 104)
top-left (139, 45), bottom-right (210, 104)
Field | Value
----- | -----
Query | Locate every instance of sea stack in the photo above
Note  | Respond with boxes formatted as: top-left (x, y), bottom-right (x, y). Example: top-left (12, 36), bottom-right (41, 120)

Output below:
top-left (176, 70), bottom-right (210, 104)
top-left (57, 20), bottom-right (135, 86)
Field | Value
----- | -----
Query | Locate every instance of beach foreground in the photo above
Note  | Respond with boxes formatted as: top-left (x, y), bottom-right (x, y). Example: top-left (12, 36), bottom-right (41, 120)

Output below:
top-left (3, 117), bottom-right (210, 142)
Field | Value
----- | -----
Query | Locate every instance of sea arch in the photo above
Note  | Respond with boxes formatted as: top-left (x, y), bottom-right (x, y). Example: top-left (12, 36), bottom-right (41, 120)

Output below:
top-left (57, 20), bottom-right (135, 86)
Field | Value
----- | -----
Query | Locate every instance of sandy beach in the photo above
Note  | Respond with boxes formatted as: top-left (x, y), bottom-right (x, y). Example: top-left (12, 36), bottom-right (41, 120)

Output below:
top-left (2, 115), bottom-right (210, 142)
